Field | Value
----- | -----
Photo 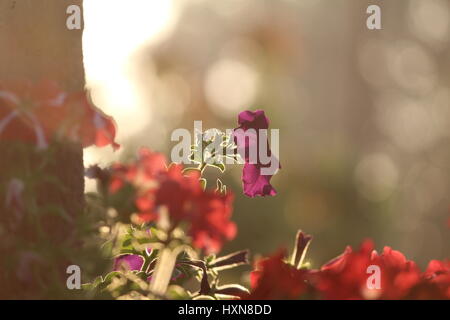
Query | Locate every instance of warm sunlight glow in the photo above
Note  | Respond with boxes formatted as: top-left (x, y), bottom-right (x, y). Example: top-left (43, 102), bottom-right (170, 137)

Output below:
top-left (82, 0), bottom-right (177, 190)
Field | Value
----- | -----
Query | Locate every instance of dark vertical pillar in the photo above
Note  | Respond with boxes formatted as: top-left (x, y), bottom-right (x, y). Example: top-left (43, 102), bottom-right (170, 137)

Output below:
top-left (0, 0), bottom-right (86, 298)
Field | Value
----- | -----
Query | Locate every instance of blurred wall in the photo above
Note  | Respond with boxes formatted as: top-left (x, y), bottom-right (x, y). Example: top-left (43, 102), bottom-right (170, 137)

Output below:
top-left (0, 0), bottom-right (84, 90)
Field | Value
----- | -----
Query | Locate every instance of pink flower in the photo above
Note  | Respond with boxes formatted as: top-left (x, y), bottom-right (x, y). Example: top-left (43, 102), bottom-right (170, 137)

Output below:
top-left (113, 254), bottom-right (144, 271)
top-left (233, 110), bottom-right (280, 197)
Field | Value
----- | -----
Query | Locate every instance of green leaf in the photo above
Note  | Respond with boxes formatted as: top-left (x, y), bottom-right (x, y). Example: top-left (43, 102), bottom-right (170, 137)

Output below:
top-left (182, 167), bottom-right (201, 176)
top-left (166, 285), bottom-right (191, 300)
top-left (103, 271), bottom-right (122, 284)
top-left (215, 284), bottom-right (249, 297)
top-left (290, 231), bottom-right (313, 269)
top-left (209, 250), bottom-right (249, 270)
top-left (193, 295), bottom-right (215, 300)
top-left (209, 162), bottom-right (225, 173)
top-left (82, 276), bottom-right (103, 291)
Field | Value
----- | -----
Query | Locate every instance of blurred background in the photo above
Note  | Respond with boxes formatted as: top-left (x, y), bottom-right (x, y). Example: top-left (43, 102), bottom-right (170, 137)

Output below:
top-left (82, 0), bottom-right (450, 282)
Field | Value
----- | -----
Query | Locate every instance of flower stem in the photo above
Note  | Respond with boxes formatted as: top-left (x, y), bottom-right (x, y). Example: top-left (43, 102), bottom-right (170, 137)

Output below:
top-left (149, 247), bottom-right (177, 297)
top-left (198, 162), bottom-right (207, 173)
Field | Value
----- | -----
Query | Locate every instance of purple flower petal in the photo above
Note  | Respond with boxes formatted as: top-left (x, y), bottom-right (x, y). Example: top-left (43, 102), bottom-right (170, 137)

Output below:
top-left (113, 254), bottom-right (144, 271)
top-left (238, 110), bottom-right (269, 130)
top-left (242, 163), bottom-right (277, 197)
top-left (233, 110), bottom-right (280, 197)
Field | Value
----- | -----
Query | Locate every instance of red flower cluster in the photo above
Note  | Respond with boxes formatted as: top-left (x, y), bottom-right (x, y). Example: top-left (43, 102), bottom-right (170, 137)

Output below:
top-left (0, 80), bottom-right (119, 150)
top-left (315, 241), bottom-right (422, 299)
top-left (245, 239), bottom-right (450, 300)
top-left (421, 260), bottom-right (450, 298)
top-left (245, 250), bottom-right (311, 299)
top-left (107, 148), bottom-right (236, 254)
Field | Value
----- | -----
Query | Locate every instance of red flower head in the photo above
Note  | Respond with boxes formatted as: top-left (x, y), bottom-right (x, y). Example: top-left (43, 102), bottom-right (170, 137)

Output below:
top-left (107, 148), bottom-right (236, 254)
top-left (415, 260), bottom-right (450, 299)
top-left (150, 163), bottom-right (236, 254)
top-left (316, 240), bottom-right (421, 300)
top-left (244, 250), bottom-right (310, 300)
top-left (371, 247), bottom-right (421, 299)
top-left (64, 92), bottom-right (119, 150)
top-left (233, 110), bottom-right (280, 197)
top-left (0, 80), bottom-right (119, 150)
top-left (189, 191), bottom-right (236, 254)
top-left (316, 241), bottom-right (375, 300)
top-left (153, 164), bottom-right (203, 222)
top-left (424, 260), bottom-right (450, 286)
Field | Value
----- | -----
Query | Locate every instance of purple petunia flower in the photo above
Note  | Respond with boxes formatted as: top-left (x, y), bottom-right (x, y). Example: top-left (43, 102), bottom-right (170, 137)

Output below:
top-left (113, 254), bottom-right (144, 271)
top-left (233, 110), bottom-right (280, 197)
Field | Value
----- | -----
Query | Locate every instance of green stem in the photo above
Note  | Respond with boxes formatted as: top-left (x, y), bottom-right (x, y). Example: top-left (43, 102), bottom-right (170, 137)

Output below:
top-left (198, 162), bottom-right (207, 173)
top-left (140, 252), bottom-right (152, 273)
